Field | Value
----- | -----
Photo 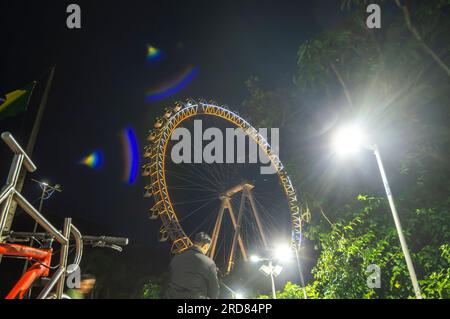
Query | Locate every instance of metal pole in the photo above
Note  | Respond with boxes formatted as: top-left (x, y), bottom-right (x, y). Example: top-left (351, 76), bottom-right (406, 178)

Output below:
top-left (269, 261), bottom-right (277, 299)
top-left (37, 185), bottom-right (47, 216)
top-left (209, 199), bottom-right (225, 259)
top-left (294, 248), bottom-right (308, 299)
top-left (0, 155), bottom-right (24, 237)
top-left (226, 198), bottom-right (247, 262)
top-left (227, 191), bottom-right (248, 273)
top-left (22, 183), bottom-right (48, 298)
top-left (13, 191), bottom-right (67, 244)
top-left (246, 187), bottom-right (268, 248)
top-left (0, 67), bottom-right (55, 251)
top-left (0, 185), bottom-right (14, 206)
top-left (55, 218), bottom-right (71, 298)
top-left (37, 267), bottom-right (65, 299)
top-left (373, 145), bottom-right (422, 299)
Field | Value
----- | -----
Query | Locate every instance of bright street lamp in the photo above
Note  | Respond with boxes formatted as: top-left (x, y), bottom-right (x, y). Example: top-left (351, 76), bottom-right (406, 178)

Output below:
top-left (332, 124), bottom-right (369, 156)
top-left (273, 244), bottom-right (294, 263)
top-left (332, 124), bottom-right (422, 299)
top-left (257, 259), bottom-right (282, 299)
top-left (234, 292), bottom-right (245, 299)
top-left (250, 244), bottom-right (295, 299)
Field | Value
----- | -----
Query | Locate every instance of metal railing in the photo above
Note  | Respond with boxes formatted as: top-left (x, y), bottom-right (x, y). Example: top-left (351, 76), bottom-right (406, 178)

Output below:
top-left (0, 132), bottom-right (83, 299)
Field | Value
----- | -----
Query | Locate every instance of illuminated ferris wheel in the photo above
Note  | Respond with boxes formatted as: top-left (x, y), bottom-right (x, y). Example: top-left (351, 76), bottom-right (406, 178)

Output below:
top-left (142, 99), bottom-right (308, 272)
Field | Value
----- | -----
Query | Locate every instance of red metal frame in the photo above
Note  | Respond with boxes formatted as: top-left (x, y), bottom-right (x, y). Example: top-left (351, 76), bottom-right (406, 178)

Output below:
top-left (0, 243), bottom-right (53, 299)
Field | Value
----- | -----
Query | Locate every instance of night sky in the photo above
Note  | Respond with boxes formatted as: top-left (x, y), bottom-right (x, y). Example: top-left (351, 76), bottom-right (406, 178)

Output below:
top-left (0, 0), bottom-right (354, 295)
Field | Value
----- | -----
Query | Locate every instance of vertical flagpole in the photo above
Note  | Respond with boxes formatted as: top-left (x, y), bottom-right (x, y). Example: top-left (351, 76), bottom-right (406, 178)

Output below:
top-left (17, 81), bottom-right (38, 140)
top-left (26, 66), bottom-right (55, 155)
top-left (0, 67), bottom-right (55, 264)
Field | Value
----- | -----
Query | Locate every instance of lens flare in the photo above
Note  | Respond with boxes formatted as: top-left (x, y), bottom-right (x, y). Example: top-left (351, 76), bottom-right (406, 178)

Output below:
top-left (146, 66), bottom-right (198, 102)
top-left (120, 127), bottom-right (139, 184)
top-left (79, 151), bottom-right (103, 169)
top-left (147, 45), bottom-right (162, 62)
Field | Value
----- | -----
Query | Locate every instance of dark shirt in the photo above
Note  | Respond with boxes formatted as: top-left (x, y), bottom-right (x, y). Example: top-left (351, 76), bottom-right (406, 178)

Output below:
top-left (165, 247), bottom-right (219, 299)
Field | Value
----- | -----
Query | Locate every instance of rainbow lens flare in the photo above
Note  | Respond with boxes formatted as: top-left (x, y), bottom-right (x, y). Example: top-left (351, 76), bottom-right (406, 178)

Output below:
top-left (147, 45), bottom-right (162, 62)
top-left (120, 127), bottom-right (139, 184)
top-left (79, 151), bottom-right (103, 169)
top-left (146, 66), bottom-right (198, 102)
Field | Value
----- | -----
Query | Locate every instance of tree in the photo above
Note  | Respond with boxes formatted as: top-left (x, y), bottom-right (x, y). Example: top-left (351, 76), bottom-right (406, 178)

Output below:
top-left (342, 0), bottom-right (450, 77)
top-left (256, 196), bottom-right (450, 299)
top-left (244, 0), bottom-right (450, 299)
top-left (420, 244), bottom-right (450, 298)
top-left (257, 281), bottom-right (319, 299)
top-left (307, 195), bottom-right (450, 298)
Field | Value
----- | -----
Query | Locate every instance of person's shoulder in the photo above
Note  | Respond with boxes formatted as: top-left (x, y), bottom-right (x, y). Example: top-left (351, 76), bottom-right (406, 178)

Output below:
top-left (196, 251), bottom-right (215, 265)
top-left (173, 248), bottom-right (198, 261)
top-left (178, 248), bottom-right (214, 265)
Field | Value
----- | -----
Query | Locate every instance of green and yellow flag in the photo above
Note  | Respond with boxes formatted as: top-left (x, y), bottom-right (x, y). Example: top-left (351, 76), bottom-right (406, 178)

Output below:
top-left (0, 82), bottom-right (36, 120)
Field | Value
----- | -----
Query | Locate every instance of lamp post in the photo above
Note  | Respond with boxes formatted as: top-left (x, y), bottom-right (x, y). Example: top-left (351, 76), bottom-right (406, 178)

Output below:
top-left (372, 144), bottom-right (422, 299)
top-left (333, 125), bottom-right (422, 299)
top-left (37, 181), bottom-right (49, 215)
top-left (268, 260), bottom-right (277, 299)
top-left (256, 259), bottom-right (282, 299)
top-left (294, 248), bottom-right (308, 299)
top-left (29, 179), bottom-right (62, 234)
top-left (251, 244), bottom-right (292, 299)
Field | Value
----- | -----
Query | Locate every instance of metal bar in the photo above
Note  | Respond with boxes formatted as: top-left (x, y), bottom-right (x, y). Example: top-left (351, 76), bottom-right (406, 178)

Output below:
top-left (37, 267), bottom-right (65, 299)
top-left (22, 183), bottom-right (48, 294)
top-left (269, 261), bottom-right (277, 299)
top-left (2, 231), bottom-right (50, 239)
top-left (209, 201), bottom-right (225, 259)
top-left (26, 67), bottom-right (55, 157)
top-left (13, 191), bottom-right (67, 244)
top-left (0, 243), bottom-right (51, 260)
top-left (245, 186), bottom-right (268, 248)
top-left (227, 191), bottom-right (248, 273)
top-left (2, 70), bottom-right (54, 250)
top-left (6, 263), bottom-right (48, 299)
top-left (373, 146), bottom-right (422, 299)
top-left (0, 184), bottom-right (13, 207)
top-left (221, 182), bottom-right (252, 197)
top-left (294, 248), bottom-right (308, 299)
top-left (55, 218), bottom-right (71, 298)
top-left (225, 198), bottom-right (247, 263)
top-left (1, 133), bottom-right (36, 172)
top-left (0, 155), bottom-right (24, 239)
top-left (70, 225), bottom-right (83, 270)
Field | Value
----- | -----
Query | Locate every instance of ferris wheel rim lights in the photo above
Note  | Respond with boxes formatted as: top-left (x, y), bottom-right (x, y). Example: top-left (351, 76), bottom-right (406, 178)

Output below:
top-left (142, 99), bottom-right (305, 254)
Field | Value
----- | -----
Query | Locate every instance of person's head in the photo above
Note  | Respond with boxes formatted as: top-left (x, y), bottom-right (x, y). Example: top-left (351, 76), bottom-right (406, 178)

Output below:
top-left (193, 232), bottom-right (211, 255)
top-left (79, 274), bottom-right (96, 294)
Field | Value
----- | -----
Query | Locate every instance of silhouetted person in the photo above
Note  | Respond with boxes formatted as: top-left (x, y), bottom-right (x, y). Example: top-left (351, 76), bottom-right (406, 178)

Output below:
top-left (165, 232), bottom-right (219, 299)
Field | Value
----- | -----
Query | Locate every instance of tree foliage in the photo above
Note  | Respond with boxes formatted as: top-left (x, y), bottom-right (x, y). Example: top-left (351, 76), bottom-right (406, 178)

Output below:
top-left (306, 195), bottom-right (450, 298)
top-left (257, 196), bottom-right (450, 299)
top-left (142, 281), bottom-right (162, 299)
